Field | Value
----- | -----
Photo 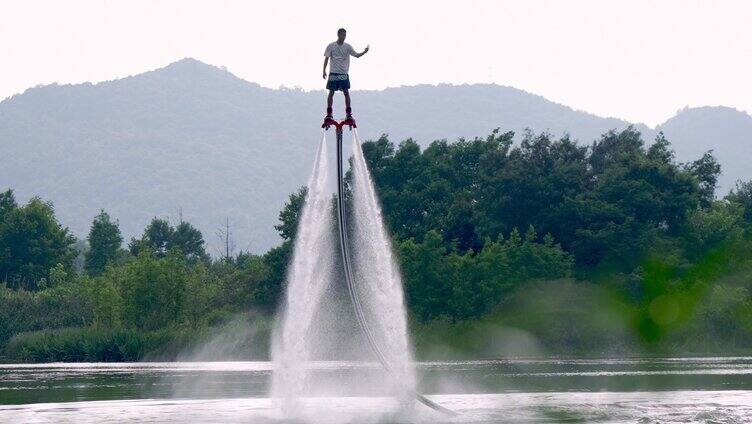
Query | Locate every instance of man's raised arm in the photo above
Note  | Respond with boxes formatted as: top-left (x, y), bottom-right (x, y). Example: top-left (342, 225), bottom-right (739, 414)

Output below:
top-left (353, 44), bottom-right (370, 58)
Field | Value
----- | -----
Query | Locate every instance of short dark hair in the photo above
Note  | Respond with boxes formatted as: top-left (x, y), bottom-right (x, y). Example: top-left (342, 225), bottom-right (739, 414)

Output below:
top-left (337, 28), bottom-right (346, 35)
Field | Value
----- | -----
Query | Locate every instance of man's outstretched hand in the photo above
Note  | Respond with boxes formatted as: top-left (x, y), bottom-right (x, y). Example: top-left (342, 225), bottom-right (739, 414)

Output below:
top-left (354, 44), bottom-right (370, 58)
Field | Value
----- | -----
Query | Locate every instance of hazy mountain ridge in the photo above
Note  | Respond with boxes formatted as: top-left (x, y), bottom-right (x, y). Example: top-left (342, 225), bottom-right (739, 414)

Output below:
top-left (2, 58), bottom-right (749, 253)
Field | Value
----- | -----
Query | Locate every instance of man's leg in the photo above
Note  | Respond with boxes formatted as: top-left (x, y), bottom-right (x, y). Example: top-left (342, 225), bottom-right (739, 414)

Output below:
top-left (343, 89), bottom-right (352, 118)
top-left (326, 90), bottom-right (334, 118)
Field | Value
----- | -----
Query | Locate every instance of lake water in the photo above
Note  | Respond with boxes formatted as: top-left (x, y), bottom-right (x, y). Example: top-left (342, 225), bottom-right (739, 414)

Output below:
top-left (1, 357), bottom-right (752, 423)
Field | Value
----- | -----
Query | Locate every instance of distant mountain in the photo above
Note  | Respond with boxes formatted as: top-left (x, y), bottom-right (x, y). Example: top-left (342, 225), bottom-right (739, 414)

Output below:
top-left (1, 58), bottom-right (749, 253)
top-left (657, 106), bottom-right (752, 192)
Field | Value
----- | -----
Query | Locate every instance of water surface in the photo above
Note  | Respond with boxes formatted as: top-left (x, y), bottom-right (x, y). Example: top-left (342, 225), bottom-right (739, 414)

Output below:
top-left (1, 357), bottom-right (751, 422)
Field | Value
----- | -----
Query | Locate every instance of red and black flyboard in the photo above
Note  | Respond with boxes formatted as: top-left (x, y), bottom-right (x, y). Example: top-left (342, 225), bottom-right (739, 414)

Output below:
top-left (321, 117), bottom-right (357, 133)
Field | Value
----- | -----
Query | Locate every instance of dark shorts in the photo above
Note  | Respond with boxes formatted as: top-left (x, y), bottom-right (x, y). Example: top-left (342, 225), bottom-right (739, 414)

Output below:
top-left (326, 73), bottom-right (351, 91)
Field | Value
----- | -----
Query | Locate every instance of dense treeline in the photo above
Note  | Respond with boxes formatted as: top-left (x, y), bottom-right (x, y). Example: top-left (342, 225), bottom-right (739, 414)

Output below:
top-left (363, 127), bottom-right (752, 353)
top-left (363, 128), bottom-right (722, 269)
top-left (2, 127), bottom-right (752, 361)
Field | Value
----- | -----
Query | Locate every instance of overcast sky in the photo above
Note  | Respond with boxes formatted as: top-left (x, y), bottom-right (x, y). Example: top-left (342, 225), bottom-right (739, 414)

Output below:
top-left (2, 0), bottom-right (751, 126)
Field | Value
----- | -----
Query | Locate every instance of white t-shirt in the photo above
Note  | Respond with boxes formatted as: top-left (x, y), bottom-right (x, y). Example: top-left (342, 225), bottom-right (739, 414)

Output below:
top-left (325, 42), bottom-right (356, 74)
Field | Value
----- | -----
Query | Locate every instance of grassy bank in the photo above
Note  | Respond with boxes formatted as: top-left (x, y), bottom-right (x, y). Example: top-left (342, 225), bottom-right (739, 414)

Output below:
top-left (3, 316), bottom-right (273, 363)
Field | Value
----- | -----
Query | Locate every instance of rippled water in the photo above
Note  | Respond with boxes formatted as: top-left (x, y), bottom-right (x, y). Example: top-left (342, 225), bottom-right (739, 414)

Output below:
top-left (2, 358), bottom-right (752, 423)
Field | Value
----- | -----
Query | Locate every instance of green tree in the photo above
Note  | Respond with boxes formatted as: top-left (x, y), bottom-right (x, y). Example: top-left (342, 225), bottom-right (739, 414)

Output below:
top-left (0, 189), bottom-right (17, 222)
top-left (686, 151), bottom-right (721, 207)
top-left (274, 187), bottom-right (307, 241)
top-left (254, 242), bottom-right (290, 312)
top-left (475, 131), bottom-right (588, 250)
top-left (115, 251), bottom-right (187, 330)
top-left (568, 129), bottom-right (700, 268)
top-left (683, 202), bottom-right (744, 258)
top-left (47, 263), bottom-right (70, 288)
top-left (181, 262), bottom-right (217, 328)
top-left (172, 221), bottom-right (208, 261)
top-left (129, 218), bottom-right (207, 261)
top-left (142, 218), bottom-right (174, 257)
top-left (84, 210), bottom-right (123, 276)
top-left (84, 275), bottom-right (123, 328)
top-left (0, 197), bottom-right (76, 289)
top-left (399, 231), bottom-right (451, 321)
top-left (217, 254), bottom-right (272, 311)
top-left (726, 180), bottom-right (752, 230)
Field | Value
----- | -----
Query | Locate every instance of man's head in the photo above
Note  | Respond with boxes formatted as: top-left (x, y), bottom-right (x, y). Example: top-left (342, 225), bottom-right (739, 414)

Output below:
top-left (337, 28), bottom-right (346, 43)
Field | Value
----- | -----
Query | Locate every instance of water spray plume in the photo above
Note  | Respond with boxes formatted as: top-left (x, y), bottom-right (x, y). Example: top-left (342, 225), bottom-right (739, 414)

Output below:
top-left (271, 132), bottom-right (337, 408)
top-left (272, 127), bottom-right (454, 417)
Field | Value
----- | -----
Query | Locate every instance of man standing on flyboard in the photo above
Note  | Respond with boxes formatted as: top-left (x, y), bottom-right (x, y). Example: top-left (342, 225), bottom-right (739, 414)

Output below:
top-left (323, 28), bottom-right (369, 123)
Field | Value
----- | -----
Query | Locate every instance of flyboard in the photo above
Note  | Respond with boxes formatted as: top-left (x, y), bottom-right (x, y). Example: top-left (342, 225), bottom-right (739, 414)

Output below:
top-left (322, 117), bottom-right (454, 415)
